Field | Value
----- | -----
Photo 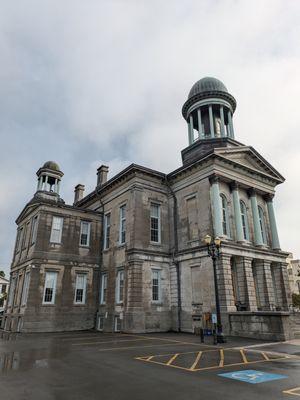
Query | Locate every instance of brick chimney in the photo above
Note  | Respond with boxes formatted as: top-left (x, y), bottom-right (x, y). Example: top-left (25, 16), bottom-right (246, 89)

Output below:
top-left (74, 184), bottom-right (85, 204)
top-left (97, 165), bottom-right (109, 186)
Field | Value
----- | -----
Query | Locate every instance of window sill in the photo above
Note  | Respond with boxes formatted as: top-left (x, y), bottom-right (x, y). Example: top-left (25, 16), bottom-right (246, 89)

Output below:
top-left (42, 303), bottom-right (56, 306)
top-left (150, 242), bottom-right (162, 246)
top-left (116, 302), bottom-right (124, 306)
top-left (79, 245), bottom-right (90, 249)
top-left (117, 243), bottom-right (126, 249)
top-left (151, 301), bottom-right (162, 305)
top-left (73, 303), bottom-right (87, 306)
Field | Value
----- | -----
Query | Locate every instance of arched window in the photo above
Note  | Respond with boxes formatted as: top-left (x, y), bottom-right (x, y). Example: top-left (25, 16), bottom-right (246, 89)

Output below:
top-left (240, 201), bottom-right (249, 240)
top-left (220, 194), bottom-right (229, 236)
top-left (258, 206), bottom-right (266, 244)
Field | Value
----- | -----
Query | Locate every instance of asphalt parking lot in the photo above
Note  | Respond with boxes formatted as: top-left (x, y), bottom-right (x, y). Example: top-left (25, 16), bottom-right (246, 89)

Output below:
top-left (0, 331), bottom-right (300, 400)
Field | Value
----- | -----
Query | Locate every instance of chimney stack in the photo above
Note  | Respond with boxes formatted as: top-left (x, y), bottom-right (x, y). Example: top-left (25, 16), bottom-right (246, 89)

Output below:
top-left (74, 184), bottom-right (85, 204)
top-left (97, 165), bottom-right (109, 186)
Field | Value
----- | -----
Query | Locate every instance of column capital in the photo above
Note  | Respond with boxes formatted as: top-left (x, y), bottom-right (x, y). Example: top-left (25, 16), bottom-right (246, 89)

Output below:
top-left (264, 193), bottom-right (274, 202)
top-left (230, 180), bottom-right (239, 191)
top-left (209, 174), bottom-right (220, 184)
top-left (247, 187), bottom-right (256, 197)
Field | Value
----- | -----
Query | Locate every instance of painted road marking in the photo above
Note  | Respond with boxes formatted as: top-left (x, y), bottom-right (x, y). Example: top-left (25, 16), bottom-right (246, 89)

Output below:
top-left (135, 348), bottom-right (296, 372)
top-left (219, 370), bottom-right (288, 384)
top-left (283, 387), bottom-right (300, 397)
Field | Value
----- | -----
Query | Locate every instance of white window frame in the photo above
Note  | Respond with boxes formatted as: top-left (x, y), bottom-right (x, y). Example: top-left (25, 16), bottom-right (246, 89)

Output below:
top-left (220, 194), bottom-right (229, 236)
top-left (103, 213), bottom-right (111, 250)
top-left (240, 200), bottom-right (250, 241)
top-left (100, 273), bottom-right (108, 304)
top-left (150, 203), bottom-right (161, 243)
top-left (50, 216), bottom-right (63, 244)
top-left (31, 215), bottom-right (38, 244)
top-left (151, 268), bottom-right (162, 303)
top-left (79, 221), bottom-right (91, 247)
top-left (21, 271), bottom-right (31, 306)
top-left (119, 205), bottom-right (126, 245)
top-left (74, 273), bottom-right (87, 304)
top-left (116, 269), bottom-right (125, 304)
top-left (42, 271), bottom-right (58, 305)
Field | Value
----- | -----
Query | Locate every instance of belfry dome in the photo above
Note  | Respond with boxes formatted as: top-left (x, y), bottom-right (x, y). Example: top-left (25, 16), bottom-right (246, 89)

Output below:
top-left (43, 161), bottom-right (60, 171)
top-left (188, 77), bottom-right (228, 99)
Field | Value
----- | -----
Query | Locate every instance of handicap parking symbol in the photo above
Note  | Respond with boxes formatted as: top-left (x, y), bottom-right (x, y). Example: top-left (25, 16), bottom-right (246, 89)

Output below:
top-left (218, 369), bottom-right (287, 384)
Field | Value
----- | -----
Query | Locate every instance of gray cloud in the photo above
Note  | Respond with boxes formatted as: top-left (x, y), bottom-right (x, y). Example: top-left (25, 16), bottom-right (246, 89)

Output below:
top-left (1, 0), bottom-right (300, 276)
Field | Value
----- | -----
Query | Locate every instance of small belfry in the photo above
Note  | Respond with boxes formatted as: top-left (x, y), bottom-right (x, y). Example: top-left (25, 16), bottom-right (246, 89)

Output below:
top-left (182, 77), bottom-right (236, 145)
top-left (36, 161), bottom-right (63, 196)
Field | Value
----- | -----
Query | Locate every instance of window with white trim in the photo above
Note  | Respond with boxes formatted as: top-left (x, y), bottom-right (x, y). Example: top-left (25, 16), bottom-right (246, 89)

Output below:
top-left (104, 213), bottom-right (111, 249)
top-left (21, 271), bottom-right (31, 306)
top-left (80, 221), bottom-right (91, 246)
top-left (74, 273), bottom-right (87, 304)
top-left (119, 205), bottom-right (126, 244)
top-left (50, 216), bottom-right (63, 244)
top-left (43, 271), bottom-right (58, 304)
top-left (220, 194), bottom-right (229, 236)
top-left (116, 269), bottom-right (124, 304)
top-left (150, 203), bottom-right (161, 243)
top-left (152, 269), bottom-right (161, 302)
top-left (258, 206), bottom-right (267, 244)
top-left (31, 216), bottom-right (38, 244)
top-left (240, 200), bottom-right (249, 240)
top-left (100, 273), bottom-right (107, 304)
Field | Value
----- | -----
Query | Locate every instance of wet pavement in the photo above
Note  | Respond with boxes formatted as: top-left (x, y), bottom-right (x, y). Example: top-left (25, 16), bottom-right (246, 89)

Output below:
top-left (0, 331), bottom-right (299, 400)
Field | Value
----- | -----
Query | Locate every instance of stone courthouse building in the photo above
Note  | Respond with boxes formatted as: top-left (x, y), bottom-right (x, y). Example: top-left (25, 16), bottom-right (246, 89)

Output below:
top-left (3, 77), bottom-right (294, 340)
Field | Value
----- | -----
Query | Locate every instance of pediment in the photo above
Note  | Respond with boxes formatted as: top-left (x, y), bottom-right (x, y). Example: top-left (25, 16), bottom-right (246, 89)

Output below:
top-left (214, 146), bottom-right (284, 182)
top-left (16, 201), bottom-right (40, 224)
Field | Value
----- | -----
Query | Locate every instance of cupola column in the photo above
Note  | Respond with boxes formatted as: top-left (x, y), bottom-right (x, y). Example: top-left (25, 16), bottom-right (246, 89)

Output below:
top-left (220, 106), bottom-right (225, 137)
top-left (44, 175), bottom-right (48, 191)
top-left (197, 108), bottom-right (203, 138)
top-left (249, 189), bottom-right (264, 246)
top-left (210, 175), bottom-right (223, 237)
top-left (188, 114), bottom-right (194, 145)
top-left (209, 105), bottom-right (215, 138)
top-left (227, 110), bottom-right (234, 139)
top-left (265, 195), bottom-right (281, 250)
top-left (231, 182), bottom-right (244, 242)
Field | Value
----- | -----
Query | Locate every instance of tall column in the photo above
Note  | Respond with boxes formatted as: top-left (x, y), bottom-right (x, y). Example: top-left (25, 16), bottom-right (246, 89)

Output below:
top-left (197, 108), bottom-right (203, 138)
top-left (249, 189), bottom-right (264, 246)
top-left (44, 175), bottom-right (48, 191)
top-left (231, 182), bottom-right (244, 242)
top-left (265, 195), bottom-right (280, 250)
top-left (188, 115), bottom-right (194, 145)
top-left (209, 176), bottom-right (223, 237)
top-left (243, 257), bottom-right (258, 311)
top-left (209, 105), bottom-right (214, 138)
top-left (57, 180), bottom-right (60, 195)
top-left (227, 110), bottom-right (234, 139)
top-left (220, 106), bottom-right (225, 137)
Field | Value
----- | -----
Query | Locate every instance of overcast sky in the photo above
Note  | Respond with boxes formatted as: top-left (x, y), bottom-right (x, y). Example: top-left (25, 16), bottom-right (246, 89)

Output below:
top-left (0, 0), bottom-right (299, 277)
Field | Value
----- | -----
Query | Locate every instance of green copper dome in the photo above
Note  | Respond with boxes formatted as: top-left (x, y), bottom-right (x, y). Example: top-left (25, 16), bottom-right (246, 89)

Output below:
top-left (188, 77), bottom-right (228, 99)
top-left (43, 161), bottom-right (60, 171)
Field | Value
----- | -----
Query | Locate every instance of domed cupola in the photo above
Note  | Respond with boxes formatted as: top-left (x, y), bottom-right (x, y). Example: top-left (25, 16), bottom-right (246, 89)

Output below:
top-left (36, 161), bottom-right (64, 196)
top-left (182, 77), bottom-right (236, 145)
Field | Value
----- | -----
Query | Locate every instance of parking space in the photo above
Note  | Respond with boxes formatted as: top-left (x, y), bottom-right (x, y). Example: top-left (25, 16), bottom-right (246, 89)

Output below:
top-left (0, 331), bottom-right (300, 400)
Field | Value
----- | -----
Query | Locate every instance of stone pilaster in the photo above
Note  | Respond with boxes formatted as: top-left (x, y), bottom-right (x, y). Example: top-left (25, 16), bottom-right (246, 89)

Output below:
top-left (272, 263), bottom-right (291, 310)
top-left (243, 257), bottom-right (257, 311)
top-left (216, 254), bottom-right (236, 313)
top-left (265, 194), bottom-right (281, 250)
top-left (254, 260), bottom-right (276, 310)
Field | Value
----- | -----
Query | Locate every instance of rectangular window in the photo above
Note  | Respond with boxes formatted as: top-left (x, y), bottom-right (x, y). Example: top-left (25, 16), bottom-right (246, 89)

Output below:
top-left (104, 213), bottom-right (111, 249)
top-left (150, 203), bottom-right (161, 243)
top-left (152, 269), bottom-right (161, 302)
top-left (80, 221), bottom-right (91, 246)
top-left (31, 216), bottom-right (38, 244)
top-left (100, 273), bottom-right (108, 304)
top-left (21, 271), bottom-right (31, 306)
top-left (119, 205), bottom-right (126, 244)
top-left (116, 269), bottom-right (124, 304)
top-left (43, 271), bottom-right (58, 304)
top-left (16, 228), bottom-right (24, 252)
top-left (74, 273), bottom-right (87, 304)
top-left (50, 216), bottom-right (63, 244)
top-left (8, 277), bottom-right (16, 306)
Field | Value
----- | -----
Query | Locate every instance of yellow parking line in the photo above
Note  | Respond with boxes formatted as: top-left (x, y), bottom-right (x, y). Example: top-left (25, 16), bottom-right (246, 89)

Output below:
top-left (283, 387), bottom-right (300, 397)
top-left (166, 353), bottom-right (179, 366)
top-left (72, 338), bottom-right (150, 346)
top-left (219, 349), bottom-right (224, 367)
top-left (262, 352), bottom-right (270, 361)
top-left (190, 351), bottom-right (202, 370)
top-left (240, 349), bottom-right (248, 364)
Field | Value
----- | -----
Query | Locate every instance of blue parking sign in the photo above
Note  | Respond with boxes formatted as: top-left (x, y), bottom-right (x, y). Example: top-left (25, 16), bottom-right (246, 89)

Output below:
top-left (218, 370), bottom-right (287, 384)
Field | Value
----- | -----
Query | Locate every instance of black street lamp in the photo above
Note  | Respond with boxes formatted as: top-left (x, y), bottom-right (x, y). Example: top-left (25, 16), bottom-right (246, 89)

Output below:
top-left (203, 234), bottom-right (226, 344)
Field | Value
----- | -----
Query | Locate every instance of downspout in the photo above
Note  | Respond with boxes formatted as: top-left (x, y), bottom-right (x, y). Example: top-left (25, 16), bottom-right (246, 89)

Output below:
top-left (165, 177), bottom-right (181, 332)
top-left (94, 186), bottom-right (105, 327)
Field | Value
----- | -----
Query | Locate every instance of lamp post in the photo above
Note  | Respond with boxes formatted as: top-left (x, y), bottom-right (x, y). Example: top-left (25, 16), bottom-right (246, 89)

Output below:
top-left (203, 234), bottom-right (225, 344)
